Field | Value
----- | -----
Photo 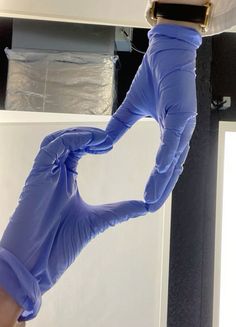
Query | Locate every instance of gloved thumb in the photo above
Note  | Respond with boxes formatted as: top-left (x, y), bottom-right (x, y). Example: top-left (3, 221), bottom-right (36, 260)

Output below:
top-left (87, 200), bottom-right (148, 238)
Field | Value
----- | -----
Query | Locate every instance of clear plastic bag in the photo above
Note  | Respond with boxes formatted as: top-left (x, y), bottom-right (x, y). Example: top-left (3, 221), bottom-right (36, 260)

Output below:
top-left (5, 48), bottom-right (118, 115)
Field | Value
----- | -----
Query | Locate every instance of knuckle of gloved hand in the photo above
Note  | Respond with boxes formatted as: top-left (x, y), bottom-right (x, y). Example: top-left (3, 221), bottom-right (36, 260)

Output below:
top-left (40, 135), bottom-right (54, 148)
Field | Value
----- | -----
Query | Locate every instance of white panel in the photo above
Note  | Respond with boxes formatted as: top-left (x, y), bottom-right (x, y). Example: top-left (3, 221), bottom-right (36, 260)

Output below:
top-left (0, 111), bottom-right (171, 327)
top-left (213, 122), bottom-right (236, 327)
top-left (0, 0), bottom-right (149, 28)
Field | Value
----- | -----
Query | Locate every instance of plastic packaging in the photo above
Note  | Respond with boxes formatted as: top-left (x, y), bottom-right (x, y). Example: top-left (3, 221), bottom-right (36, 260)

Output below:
top-left (5, 48), bottom-right (118, 115)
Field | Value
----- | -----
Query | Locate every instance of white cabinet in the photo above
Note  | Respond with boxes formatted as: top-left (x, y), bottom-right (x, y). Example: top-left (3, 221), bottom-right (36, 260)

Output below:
top-left (0, 0), bottom-right (149, 28)
top-left (0, 111), bottom-right (171, 327)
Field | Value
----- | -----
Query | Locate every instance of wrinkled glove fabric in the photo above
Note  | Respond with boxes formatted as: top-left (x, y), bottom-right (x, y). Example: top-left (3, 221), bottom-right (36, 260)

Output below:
top-left (0, 127), bottom-right (148, 321)
top-left (95, 24), bottom-right (202, 211)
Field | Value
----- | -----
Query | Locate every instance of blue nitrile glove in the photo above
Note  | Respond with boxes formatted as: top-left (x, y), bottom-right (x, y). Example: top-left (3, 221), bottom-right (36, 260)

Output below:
top-left (0, 127), bottom-right (148, 322)
top-left (88, 24), bottom-right (202, 212)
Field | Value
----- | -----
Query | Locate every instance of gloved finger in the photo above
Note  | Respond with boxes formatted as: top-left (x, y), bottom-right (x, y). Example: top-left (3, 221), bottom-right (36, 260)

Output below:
top-left (155, 112), bottom-right (196, 173)
top-left (87, 105), bottom-right (144, 153)
top-left (88, 130), bottom-right (113, 148)
top-left (105, 105), bottom-right (145, 143)
top-left (64, 131), bottom-right (113, 173)
top-left (144, 144), bottom-right (190, 204)
top-left (40, 127), bottom-right (110, 149)
top-left (105, 56), bottom-right (155, 144)
top-left (145, 144), bottom-right (190, 212)
top-left (87, 200), bottom-right (148, 239)
top-left (144, 114), bottom-right (195, 203)
top-left (35, 130), bottom-right (109, 167)
top-left (40, 127), bottom-right (78, 148)
top-left (65, 141), bottom-right (113, 174)
top-left (173, 115), bottom-right (196, 155)
top-left (85, 136), bottom-right (113, 154)
top-left (146, 159), bottom-right (184, 212)
top-left (86, 147), bottom-right (113, 155)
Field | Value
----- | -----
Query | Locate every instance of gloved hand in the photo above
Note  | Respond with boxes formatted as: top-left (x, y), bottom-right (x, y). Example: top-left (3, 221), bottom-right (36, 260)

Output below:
top-left (0, 127), bottom-right (148, 322)
top-left (88, 24), bottom-right (202, 212)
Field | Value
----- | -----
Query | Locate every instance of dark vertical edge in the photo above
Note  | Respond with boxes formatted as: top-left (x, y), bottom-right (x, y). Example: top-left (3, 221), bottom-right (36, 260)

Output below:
top-left (0, 18), bottom-right (13, 109)
top-left (167, 36), bottom-right (213, 327)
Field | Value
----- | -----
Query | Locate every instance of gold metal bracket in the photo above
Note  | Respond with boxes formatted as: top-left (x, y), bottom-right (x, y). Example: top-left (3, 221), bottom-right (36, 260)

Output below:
top-left (149, 1), bottom-right (213, 33)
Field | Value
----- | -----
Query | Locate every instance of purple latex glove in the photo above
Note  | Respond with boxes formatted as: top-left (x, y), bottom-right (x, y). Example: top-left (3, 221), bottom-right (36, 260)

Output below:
top-left (0, 127), bottom-right (148, 322)
top-left (88, 24), bottom-right (202, 212)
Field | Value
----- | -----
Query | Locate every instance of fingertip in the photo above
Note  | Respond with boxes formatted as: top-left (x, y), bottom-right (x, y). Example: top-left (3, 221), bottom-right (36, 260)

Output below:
top-left (89, 131), bottom-right (112, 147)
top-left (124, 200), bottom-right (148, 217)
top-left (144, 173), bottom-right (159, 204)
top-left (144, 193), bottom-right (159, 205)
top-left (86, 136), bottom-right (113, 153)
top-left (144, 201), bottom-right (162, 213)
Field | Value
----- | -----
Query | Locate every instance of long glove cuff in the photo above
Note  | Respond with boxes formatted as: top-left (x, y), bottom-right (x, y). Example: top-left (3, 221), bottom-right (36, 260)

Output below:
top-left (0, 247), bottom-right (41, 322)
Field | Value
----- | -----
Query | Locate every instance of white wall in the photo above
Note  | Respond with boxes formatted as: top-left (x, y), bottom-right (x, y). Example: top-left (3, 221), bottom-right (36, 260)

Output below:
top-left (0, 111), bottom-right (171, 327)
top-left (0, 0), bottom-right (149, 28)
top-left (213, 122), bottom-right (236, 327)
